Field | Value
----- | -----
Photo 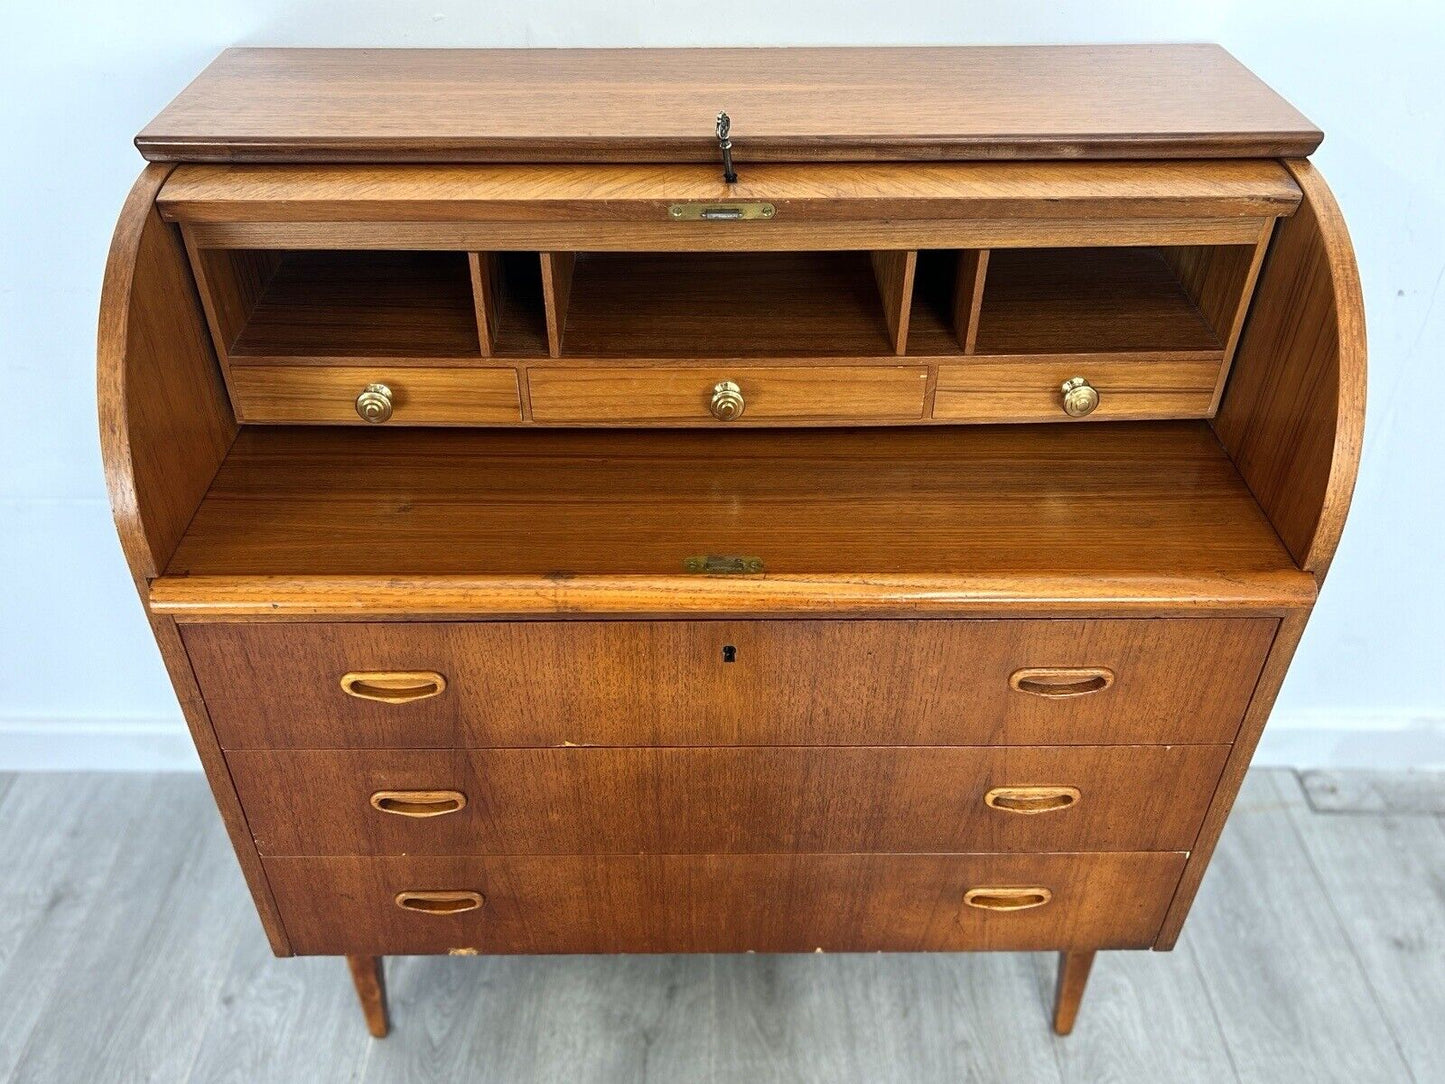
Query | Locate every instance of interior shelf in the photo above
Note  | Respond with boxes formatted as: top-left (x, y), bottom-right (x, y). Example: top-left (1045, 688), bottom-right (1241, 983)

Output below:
top-left (551, 251), bottom-right (898, 358)
top-left (221, 250), bottom-right (547, 361)
top-left (159, 423), bottom-right (1305, 604)
top-left (909, 247), bottom-right (1238, 357)
top-left (977, 248), bottom-right (1223, 355)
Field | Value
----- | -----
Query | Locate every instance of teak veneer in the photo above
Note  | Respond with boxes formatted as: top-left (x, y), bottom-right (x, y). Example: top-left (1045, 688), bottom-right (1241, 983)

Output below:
top-left (100, 46), bottom-right (1364, 1041)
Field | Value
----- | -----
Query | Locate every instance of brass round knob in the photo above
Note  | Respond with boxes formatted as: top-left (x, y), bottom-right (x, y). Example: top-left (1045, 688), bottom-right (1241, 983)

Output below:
top-left (355, 383), bottom-right (394, 423)
top-left (709, 380), bottom-right (745, 421)
top-left (1060, 376), bottom-right (1099, 418)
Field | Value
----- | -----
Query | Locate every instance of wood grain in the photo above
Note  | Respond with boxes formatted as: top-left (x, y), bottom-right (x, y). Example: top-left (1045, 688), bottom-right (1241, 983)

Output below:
top-left (225, 250), bottom-right (483, 360)
top-left (263, 850), bottom-right (1187, 956)
top-left (466, 252), bottom-right (502, 356)
top-left (1155, 611), bottom-right (1306, 948)
top-left (182, 618), bottom-right (1273, 749)
top-left (150, 423), bottom-right (1312, 615)
top-left (527, 365), bottom-right (927, 424)
top-left (551, 252), bottom-right (895, 358)
top-left (1052, 951), bottom-right (1095, 1035)
top-left (539, 251), bottom-right (574, 358)
top-left (227, 744), bottom-right (1229, 856)
top-left (345, 956), bottom-right (388, 1038)
top-left (135, 46), bottom-right (1321, 163)
top-left (1162, 231), bottom-right (1273, 412)
top-left (228, 365), bottom-right (521, 425)
top-left (933, 355), bottom-right (1221, 423)
top-left (156, 160), bottom-right (1303, 225)
top-left (870, 250), bottom-right (917, 354)
top-left (1213, 160), bottom-right (1366, 578)
top-left (98, 165), bottom-right (236, 579)
top-left (953, 250), bottom-right (990, 353)
top-left (971, 247), bottom-right (1222, 355)
top-left (97, 166), bottom-right (291, 956)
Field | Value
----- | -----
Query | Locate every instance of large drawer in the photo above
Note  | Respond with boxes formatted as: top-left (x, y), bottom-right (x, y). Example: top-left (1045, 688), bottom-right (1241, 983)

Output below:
top-left (230, 744), bottom-right (1227, 856)
top-left (183, 618), bottom-right (1275, 749)
top-left (264, 851), bottom-right (1186, 955)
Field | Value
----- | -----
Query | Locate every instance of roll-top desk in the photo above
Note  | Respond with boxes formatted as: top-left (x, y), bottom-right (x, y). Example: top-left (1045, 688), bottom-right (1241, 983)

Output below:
top-left (99, 46), bottom-right (1365, 1038)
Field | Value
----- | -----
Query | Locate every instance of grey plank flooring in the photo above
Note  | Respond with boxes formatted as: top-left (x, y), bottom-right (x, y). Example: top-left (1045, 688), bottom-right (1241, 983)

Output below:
top-left (1182, 771), bottom-right (1414, 1083)
top-left (0, 768), bottom-right (1438, 1084)
top-left (1280, 771), bottom-right (1445, 1080)
top-left (1300, 769), bottom-right (1445, 814)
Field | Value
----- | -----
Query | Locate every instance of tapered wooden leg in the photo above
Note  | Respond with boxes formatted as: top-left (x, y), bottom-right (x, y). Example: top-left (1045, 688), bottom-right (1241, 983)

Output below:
top-left (1052, 950), bottom-right (1095, 1035)
top-left (346, 954), bottom-right (389, 1038)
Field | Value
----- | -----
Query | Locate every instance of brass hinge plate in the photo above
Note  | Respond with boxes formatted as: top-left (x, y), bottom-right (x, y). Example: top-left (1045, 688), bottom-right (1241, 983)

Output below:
top-left (668, 202), bottom-right (775, 221)
top-left (683, 555), bottom-right (765, 574)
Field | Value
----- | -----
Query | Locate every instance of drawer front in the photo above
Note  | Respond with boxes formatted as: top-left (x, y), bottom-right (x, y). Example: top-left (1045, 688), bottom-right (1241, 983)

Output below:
top-left (527, 366), bottom-right (929, 424)
top-left (229, 365), bottom-right (522, 424)
top-left (184, 618), bottom-right (1275, 749)
top-left (230, 744), bottom-right (1228, 856)
top-left (264, 851), bottom-right (1186, 955)
top-left (933, 357), bottom-right (1221, 423)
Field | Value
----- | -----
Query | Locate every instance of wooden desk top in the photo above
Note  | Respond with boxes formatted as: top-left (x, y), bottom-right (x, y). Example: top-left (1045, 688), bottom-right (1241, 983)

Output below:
top-left (150, 422), bottom-right (1316, 616)
top-left (136, 45), bottom-right (1321, 164)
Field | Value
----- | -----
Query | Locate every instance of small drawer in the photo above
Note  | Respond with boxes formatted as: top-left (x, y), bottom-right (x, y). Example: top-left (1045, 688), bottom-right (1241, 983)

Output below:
top-left (263, 850), bottom-right (1187, 955)
top-left (526, 366), bottom-right (929, 425)
top-left (933, 357), bottom-right (1221, 423)
top-left (228, 744), bottom-right (1229, 856)
top-left (183, 618), bottom-right (1276, 750)
top-left (228, 365), bottom-right (522, 424)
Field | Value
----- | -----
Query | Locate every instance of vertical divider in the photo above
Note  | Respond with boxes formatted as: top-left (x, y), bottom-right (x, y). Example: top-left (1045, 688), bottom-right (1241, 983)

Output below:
top-left (467, 253), bottom-right (504, 356)
top-left (870, 250), bottom-right (918, 355)
top-left (540, 252), bottom-right (577, 358)
top-left (953, 250), bottom-right (990, 354)
top-left (1162, 227), bottom-right (1277, 414)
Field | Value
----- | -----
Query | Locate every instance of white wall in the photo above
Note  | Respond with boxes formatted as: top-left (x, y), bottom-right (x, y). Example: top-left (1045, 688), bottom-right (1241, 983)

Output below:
top-left (2, 2), bottom-right (1441, 770)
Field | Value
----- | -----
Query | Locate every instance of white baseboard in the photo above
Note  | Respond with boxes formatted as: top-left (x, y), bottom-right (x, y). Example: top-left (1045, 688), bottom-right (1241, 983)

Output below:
top-left (1252, 712), bottom-right (1445, 770)
top-left (0, 714), bottom-right (1441, 772)
top-left (0, 718), bottom-right (201, 771)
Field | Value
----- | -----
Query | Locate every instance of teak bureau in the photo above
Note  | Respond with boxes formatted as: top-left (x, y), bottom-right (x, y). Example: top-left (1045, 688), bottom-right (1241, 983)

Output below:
top-left (99, 45), bottom-right (1365, 1038)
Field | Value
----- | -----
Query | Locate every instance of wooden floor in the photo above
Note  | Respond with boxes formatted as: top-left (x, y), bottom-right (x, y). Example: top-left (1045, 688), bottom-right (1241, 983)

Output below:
top-left (0, 768), bottom-right (1440, 1083)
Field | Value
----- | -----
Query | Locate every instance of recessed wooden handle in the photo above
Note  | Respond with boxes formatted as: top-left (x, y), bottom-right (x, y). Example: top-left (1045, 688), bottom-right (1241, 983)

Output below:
top-left (370, 790), bottom-right (467, 818)
top-left (340, 671), bottom-right (447, 704)
top-left (394, 890), bottom-right (483, 915)
top-left (963, 887), bottom-right (1053, 912)
top-left (1009, 667), bottom-right (1114, 698)
top-left (984, 785), bottom-right (1081, 815)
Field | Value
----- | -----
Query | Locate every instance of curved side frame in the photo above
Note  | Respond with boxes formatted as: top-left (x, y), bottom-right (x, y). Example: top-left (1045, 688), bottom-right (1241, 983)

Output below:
top-left (98, 166), bottom-right (291, 954)
top-left (1214, 159), bottom-right (1367, 581)
top-left (99, 163), bottom-right (237, 581)
top-left (1161, 160), bottom-right (1366, 949)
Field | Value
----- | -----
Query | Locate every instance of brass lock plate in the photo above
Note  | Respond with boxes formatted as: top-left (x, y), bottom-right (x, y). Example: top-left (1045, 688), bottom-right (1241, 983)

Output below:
top-left (668, 202), bottom-right (776, 221)
top-left (683, 555), bottom-right (765, 574)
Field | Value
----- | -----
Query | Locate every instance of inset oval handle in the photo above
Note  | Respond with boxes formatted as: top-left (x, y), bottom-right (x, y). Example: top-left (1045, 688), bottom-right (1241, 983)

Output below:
top-left (340, 671), bottom-right (447, 704)
top-left (1009, 667), bottom-right (1114, 698)
top-left (984, 786), bottom-right (1081, 815)
top-left (370, 790), bottom-right (467, 818)
top-left (963, 887), bottom-right (1053, 912)
top-left (395, 891), bottom-right (483, 915)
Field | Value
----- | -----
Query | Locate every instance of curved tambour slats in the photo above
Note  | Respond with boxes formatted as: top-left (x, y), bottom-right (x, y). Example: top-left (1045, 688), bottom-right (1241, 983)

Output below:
top-left (1213, 160), bottom-right (1366, 579)
top-left (98, 163), bottom-right (236, 581)
top-left (96, 167), bottom-right (291, 955)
